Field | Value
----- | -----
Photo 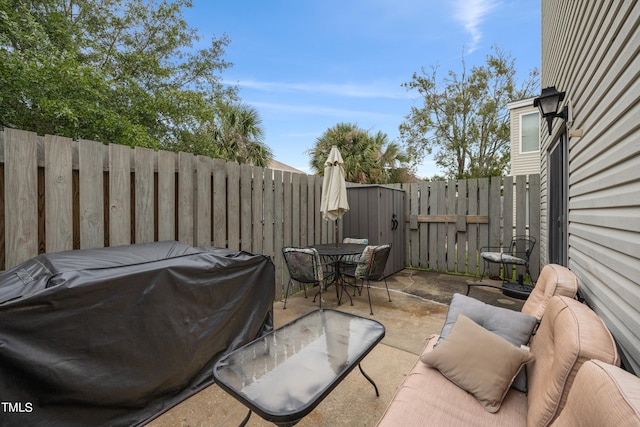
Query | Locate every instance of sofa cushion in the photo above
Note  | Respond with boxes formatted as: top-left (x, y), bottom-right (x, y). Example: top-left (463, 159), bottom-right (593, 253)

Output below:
top-left (438, 293), bottom-right (538, 392)
top-left (421, 314), bottom-right (534, 413)
top-left (527, 296), bottom-right (620, 426)
top-left (550, 360), bottom-right (640, 427)
top-left (521, 264), bottom-right (578, 320)
top-left (377, 336), bottom-right (529, 427)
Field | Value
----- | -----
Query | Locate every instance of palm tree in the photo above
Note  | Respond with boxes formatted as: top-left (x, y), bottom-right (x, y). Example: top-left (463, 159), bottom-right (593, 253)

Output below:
top-left (367, 131), bottom-right (412, 183)
top-left (211, 102), bottom-right (273, 167)
top-left (178, 102), bottom-right (273, 167)
top-left (309, 123), bottom-right (412, 184)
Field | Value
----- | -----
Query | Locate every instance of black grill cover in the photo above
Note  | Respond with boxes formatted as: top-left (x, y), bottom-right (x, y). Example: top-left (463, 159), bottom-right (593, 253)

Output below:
top-left (0, 241), bottom-right (274, 426)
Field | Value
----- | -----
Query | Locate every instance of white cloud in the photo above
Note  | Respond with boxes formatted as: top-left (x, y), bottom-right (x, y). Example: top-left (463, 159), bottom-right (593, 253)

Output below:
top-left (224, 79), bottom-right (411, 100)
top-left (248, 101), bottom-right (397, 121)
top-left (452, 0), bottom-right (498, 53)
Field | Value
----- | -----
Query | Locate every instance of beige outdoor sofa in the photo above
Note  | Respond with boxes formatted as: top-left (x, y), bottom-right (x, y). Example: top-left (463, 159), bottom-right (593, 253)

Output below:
top-left (377, 265), bottom-right (640, 426)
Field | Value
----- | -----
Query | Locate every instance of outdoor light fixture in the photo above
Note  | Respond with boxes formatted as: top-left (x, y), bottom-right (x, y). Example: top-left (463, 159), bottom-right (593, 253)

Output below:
top-left (533, 86), bottom-right (569, 135)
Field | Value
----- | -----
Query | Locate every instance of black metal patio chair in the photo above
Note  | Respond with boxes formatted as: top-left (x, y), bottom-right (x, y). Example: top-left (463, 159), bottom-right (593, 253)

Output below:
top-left (472, 235), bottom-right (537, 299)
top-left (340, 244), bottom-right (392, 315)
top-left (282, 247), bottom-right (335, 310)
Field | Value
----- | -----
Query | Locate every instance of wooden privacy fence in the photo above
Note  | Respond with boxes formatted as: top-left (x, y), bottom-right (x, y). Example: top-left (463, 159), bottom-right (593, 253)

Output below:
top-left (0, 128), bottom-right (541, 300)
top-left (392, 175), bottom-right (541, 281)
top-left (0, 128), bottom-right (338, 301)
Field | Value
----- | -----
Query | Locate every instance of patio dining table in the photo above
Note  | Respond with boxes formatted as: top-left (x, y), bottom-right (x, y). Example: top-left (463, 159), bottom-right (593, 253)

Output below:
top-left (308, 243), bottom-right (367, 304)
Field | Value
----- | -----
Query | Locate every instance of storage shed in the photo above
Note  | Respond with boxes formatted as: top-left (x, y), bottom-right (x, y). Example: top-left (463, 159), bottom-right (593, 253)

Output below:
top-left (342, 185), bottom-right (406, 277)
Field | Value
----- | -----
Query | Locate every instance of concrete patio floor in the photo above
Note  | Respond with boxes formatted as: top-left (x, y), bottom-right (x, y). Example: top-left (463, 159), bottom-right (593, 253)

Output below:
top-left (146, 269), bottom-right (524, 427)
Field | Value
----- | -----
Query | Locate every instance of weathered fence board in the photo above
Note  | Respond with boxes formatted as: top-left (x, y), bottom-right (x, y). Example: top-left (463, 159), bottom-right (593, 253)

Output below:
top-left (0, 128), bottom-right (541, 296)
top-left (211, 158), bottom-right (225, 247)
top-left (428, 182), bottom-right (439, 270)
top-left (316, 177), bottom-right (323, 241)
top-left (108, 143), bottom-right (131, 247)
top-left (409, 183), bottom-right (419, 267)
top-left (487, 177), bottom-right (502, 277)
top-left (157, 150), bottom-right (176, 241)
top-left (467, 179), bottom-right (479, 275)
top-left (78, 139), bottom-right (105, 248)
top-left (263, 168), bottom-right (274, 258)
top-left (196, 155), bottom-right (212, 247)
top-left (306, 175), bottom-right (315, 245)
top-left (45, 135), bottom-right (73, 253)
top-left (273, 169), bottom-right (285, 300)
top-left (478, 178), bottom-right (490, 275)
top-left (446, 180), bottom-right (456, 272)
top-left (291, 173), bottom-right (301, 248)
top-left (135, 147), bottom-right (154, 244)
top-left (456, 180), bottom-right (468, 272)
top-left (240, 164), bottom-right (252, 252)
top-left (436, 181), bottom-right (446, 271)
top-left (5, 128), bottom-right (38, 267)
top-left (178, 152), bottom-right (195, 246)
top-left (299, 175), bottom-right (308, 247)
top-left (529, 174), bottom-right (541, 278)
top-left (514, 175), bottom-right (529, 279)
top-left (227, 161), bottom-right (240, 251)
top-left (282, 171), bottom-right (293, 292)
top-left (252, 167), bottom-right (264, 254)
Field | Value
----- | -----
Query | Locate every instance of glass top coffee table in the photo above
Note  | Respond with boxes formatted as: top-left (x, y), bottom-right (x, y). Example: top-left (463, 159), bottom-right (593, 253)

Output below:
top-left (213, 309), bottom-right (385, 426)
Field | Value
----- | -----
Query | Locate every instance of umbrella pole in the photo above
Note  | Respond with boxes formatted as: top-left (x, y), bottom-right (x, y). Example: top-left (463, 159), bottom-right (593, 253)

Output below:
top-left (335, 222), bottom-right (338, 247)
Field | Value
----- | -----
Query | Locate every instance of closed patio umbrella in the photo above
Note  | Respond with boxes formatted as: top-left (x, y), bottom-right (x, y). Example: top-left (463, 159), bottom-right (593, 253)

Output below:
top-left (320, 146), bottom-right (349, 244)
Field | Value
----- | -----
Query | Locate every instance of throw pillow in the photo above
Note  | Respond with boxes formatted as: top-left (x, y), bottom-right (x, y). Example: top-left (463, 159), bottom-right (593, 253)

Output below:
top-left (354, 245), bottom-right (375, 277)
top-left (421, 314), bottom-right (534, 413)
top-left (438, 293), bottom-right (538, 392)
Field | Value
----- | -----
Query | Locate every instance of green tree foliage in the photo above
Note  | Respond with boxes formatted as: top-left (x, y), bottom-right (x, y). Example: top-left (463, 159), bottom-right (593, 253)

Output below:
top-left (175, 102), bottom-right (273, 167)
top-left (0, 0), bottom-right (237, 150)
top-left (308, 122), bottom-right (412, 184)
top-left (400, 46), bottom-right (539, 179)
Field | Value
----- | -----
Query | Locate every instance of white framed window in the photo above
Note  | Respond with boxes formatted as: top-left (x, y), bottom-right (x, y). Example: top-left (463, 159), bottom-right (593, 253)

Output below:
top-left (520, 112), bottom-right (540, 153)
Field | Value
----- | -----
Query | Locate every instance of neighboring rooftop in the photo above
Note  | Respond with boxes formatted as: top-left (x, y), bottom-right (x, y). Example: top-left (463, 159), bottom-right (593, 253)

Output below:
top-left (268, 159), bottom-right (306, 174)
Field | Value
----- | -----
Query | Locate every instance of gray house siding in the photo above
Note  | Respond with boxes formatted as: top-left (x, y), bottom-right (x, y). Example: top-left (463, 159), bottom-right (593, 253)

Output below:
top-left (540, 1), bottom-right (640, 373)
top-left (508, 98), bottom-right (540, 176)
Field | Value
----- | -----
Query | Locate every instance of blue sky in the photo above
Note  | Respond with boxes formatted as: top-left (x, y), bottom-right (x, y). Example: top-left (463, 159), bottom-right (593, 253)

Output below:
top-left (183, 0), bottom-right (540, 178)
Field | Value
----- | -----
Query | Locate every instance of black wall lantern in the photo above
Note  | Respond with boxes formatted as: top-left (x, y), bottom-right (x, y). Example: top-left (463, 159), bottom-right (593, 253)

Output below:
top-left (533, 86), bottom-right (569, 135)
